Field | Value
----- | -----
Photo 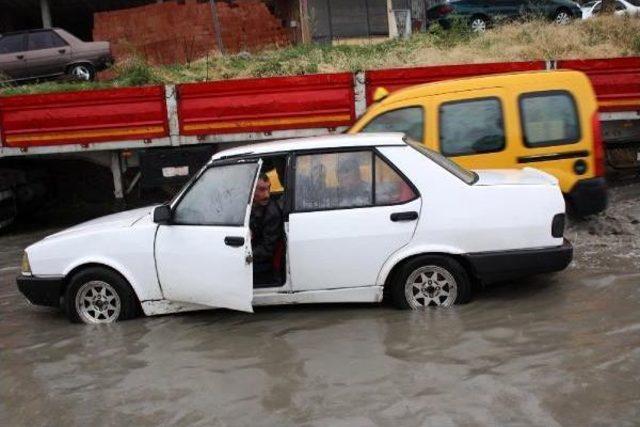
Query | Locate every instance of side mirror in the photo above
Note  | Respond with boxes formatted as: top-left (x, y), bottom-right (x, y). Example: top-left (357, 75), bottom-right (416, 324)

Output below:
top-left (153, 205), bottom-right (172, 224)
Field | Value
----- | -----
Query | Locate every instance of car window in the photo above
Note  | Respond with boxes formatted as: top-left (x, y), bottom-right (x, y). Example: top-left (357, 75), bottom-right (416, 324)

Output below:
top-left (407, 139), bottom-right (478, 185)
top-left (360, 107), bottom-right (424, 142)
top-left (439, 98), bottom-right (505, 156)
top-left (295, 151), bottom-right (373, 211)
top-left (375, 154), bottom-right (417, 205)
top-left (626, 0), bottom-right (639, 5)
top-left (27, 31), bottom-right (67, 51)
top-left (593, 2), bottom-right (602, 12)
top-left (173, 162), bottom-right (259, 226)
top-left (0, 34), bottom-right (25, 54)
top-left (615, 1), bottom-right (626, 9)
top-left (520, 91), bottom-right (580, 147)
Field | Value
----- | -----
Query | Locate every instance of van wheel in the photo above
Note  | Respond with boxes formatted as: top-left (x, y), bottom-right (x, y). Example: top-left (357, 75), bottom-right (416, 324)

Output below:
top-left (390, 255), bottom-right (472, 309)
top-left (65, 267), bottom-right (139, 324)
top-left (68, 63), bottom-right (95, 81)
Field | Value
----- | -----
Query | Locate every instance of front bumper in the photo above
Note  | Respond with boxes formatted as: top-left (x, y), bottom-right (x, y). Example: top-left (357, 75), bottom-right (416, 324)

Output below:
top-left (566, 177), bottom-right (607, 217)
top-left (464, 239), bottom-right (573, 283)
top-left (17, 275), bottom-right (64, 307)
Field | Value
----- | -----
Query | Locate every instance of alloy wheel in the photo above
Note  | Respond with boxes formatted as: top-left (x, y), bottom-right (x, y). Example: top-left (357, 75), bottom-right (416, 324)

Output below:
top-left (404, 266), bottom-right (458, 308)
top-left (71, 65), bottom-right (92, 81)
top-left (471, 18), bottom-right (487, 32)
top-left (555, 11), bottom-right (571, 25)
top-left (75, 280), bottom-right (121, 324)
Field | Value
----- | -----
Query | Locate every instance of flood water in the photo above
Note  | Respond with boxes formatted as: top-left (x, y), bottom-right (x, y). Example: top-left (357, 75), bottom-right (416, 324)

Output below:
top-left (1, 227), bottom-right (639, 426)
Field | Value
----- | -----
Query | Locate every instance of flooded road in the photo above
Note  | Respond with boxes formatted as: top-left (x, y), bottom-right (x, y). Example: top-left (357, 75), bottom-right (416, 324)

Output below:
top-left (2, 226), bottom-right (640, 425)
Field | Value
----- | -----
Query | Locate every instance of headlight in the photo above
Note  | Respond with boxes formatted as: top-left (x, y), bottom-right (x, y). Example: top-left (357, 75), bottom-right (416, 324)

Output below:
top-left (21, 252), bottom-right (32, 275)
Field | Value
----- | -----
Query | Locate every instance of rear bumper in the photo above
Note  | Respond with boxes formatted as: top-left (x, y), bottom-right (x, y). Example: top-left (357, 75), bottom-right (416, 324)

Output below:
top-left (464, 239), bottom-right (573, 283)
top-left (567, 177), bottom-right (607, 217)
top-left (17, 275), bottom-right (64, 307)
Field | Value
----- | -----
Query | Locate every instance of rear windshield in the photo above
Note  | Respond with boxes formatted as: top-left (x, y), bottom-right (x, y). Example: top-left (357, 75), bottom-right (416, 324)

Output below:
top-left (406, 139), bottom-right (478, 185)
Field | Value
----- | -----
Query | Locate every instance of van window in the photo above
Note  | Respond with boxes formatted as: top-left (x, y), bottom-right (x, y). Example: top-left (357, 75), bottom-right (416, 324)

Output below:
top-left (361, 107), bottom-right (424, 142)
top-left (520, 91), bottom-right (580, 147)
top-left (439, 98), bottom-right (505, 156)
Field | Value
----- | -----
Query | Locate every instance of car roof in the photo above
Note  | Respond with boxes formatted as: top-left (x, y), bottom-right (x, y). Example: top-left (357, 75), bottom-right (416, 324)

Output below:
top-left (376, 70), bottom-right (587, 106)
top-left (211, 133), bottom-right (407, 160)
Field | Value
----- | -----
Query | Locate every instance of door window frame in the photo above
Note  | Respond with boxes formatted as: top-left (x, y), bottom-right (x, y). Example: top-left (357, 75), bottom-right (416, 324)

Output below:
top-left (518, 90), bottom-right (581, 148)
top-left (290, 146), bottom-right (420, 214)
top-left (168, 158), bottom-right (261, 227)
top-left (437, 96), bottom-right (507, 157)
top-left (0, 33), bottom-right (27, 54)
top-left (26, 30), bottom-right (69, 51)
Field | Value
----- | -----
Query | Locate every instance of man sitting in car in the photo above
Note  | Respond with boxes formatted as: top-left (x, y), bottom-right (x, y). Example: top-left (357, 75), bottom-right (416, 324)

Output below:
top-left (250, 173), bottom-right (284, 285)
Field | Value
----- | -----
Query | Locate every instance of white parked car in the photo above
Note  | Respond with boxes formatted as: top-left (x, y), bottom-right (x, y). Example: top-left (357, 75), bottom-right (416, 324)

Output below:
top-left (581, 0), bottom-right (640, 19)
top-left (17, 134), bottom-right (572, 324)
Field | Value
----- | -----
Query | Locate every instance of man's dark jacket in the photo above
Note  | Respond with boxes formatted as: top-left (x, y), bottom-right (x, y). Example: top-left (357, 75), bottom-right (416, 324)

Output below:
top-left (250, 199), bottom-right (283, 265)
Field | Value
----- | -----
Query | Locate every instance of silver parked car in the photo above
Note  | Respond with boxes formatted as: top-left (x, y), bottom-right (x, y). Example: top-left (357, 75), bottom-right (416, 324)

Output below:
top-left (0, 28), bottom-right (113, 82)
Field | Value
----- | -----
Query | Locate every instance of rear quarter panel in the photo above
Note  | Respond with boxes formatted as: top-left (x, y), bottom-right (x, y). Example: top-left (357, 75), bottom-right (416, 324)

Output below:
top-left (376, 146), bottom-right (565, 284)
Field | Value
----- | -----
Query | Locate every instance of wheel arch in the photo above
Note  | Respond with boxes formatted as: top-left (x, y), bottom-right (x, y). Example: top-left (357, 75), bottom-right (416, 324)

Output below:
top-left (379, 251), bottom-right (480, 301)
top-left (553, 6), bottom-right (573, 18)
top-left (469, 13), bottom-right (491, 24)
top-left (62, 261), bottom-right (143, 306)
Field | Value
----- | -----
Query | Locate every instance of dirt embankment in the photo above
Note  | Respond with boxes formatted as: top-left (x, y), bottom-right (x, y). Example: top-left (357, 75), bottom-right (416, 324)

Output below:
top-left (567, 181), bottom-right (640, 271)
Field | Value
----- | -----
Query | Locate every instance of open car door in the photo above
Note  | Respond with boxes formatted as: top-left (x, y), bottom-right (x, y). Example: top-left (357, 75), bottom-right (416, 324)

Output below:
top-left (154, 159), bottom-right (262, 312)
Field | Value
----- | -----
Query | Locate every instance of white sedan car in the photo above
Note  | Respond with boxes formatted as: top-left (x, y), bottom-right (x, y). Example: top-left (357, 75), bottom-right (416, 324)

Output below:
top-left (17, 134), bottom-right (572, 324)
top-left (581, 0), bottom-right (640, 18)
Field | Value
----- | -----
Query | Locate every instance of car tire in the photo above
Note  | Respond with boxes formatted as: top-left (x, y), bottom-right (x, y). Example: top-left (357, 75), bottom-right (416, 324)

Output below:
top-left (469, 15), bottom-right (489, 32)
top-left (390, 255), bottom-right (472, 309)
top-left (67, 63), bottom-right (96, 82)
top-left (65, 267), bottom-right (139, 324)
top-left (553, 8), bottom-right (572, 25)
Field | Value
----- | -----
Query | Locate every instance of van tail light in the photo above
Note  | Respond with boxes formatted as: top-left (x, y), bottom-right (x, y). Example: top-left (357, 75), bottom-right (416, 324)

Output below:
top-left (591, 112), bottom-right (605, 177)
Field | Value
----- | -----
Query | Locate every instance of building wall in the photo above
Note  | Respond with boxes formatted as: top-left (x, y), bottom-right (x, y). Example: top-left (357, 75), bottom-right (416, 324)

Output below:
top-left (93, 0), bottom-right (292, 65)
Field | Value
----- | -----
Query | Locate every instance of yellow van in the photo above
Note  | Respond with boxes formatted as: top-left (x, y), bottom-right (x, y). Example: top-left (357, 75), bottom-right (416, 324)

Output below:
top-left (349, 70), bottom-right (606, 216)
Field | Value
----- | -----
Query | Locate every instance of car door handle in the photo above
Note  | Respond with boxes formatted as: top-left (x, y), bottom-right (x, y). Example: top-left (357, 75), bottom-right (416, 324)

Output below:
top-left (224, 236), bottom-right (245, 247)
top-left (390, 211), bottom-right (418, 222)
top-left (58, 49), bottom-right (66, 54)
top-left (16, 55), bottom-right (24, 59)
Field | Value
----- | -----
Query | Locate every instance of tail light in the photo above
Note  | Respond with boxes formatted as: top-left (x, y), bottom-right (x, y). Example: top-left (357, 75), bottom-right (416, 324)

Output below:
top-left (591, 111), bottom-right (605, 177)
top-left (552, 214), bottom-right (565, 238)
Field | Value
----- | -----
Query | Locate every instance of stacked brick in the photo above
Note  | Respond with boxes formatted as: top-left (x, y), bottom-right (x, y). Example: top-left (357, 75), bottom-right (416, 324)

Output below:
top-left (93, 0), bottom-right (292, 65)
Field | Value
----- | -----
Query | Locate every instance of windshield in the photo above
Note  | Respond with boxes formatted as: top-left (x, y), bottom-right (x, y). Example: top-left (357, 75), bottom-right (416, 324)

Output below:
top-left (406, 139), bottom-right (478, 185)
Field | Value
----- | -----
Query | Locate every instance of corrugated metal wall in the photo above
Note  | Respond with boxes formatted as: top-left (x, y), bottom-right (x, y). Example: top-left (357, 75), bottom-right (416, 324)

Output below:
top-left (308, 0), bottom-right (388, 43)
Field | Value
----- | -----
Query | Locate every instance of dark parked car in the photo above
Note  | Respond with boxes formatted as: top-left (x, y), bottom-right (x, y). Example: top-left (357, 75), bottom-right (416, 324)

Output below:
top-left (0, 28), bottom-right (113, 82)
top-left (427, 0), bottom-right (583, 32)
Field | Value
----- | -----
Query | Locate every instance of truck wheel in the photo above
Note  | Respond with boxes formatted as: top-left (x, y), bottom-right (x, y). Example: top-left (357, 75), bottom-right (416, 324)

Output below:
top-left (65, 267), bottom-right (139, 324)
top-left (68, 63), bottom-right (95, 81)
top-left (390, 255), bottom-right (472, 309)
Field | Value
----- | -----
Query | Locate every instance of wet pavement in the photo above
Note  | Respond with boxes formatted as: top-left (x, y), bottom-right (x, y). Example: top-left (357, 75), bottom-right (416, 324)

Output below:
top-left (2, 215), bottom-right (640, 425)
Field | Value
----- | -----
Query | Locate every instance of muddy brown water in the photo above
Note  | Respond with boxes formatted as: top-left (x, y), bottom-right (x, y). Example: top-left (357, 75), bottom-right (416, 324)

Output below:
top-left (2, 205), bottom-right (640, 425)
